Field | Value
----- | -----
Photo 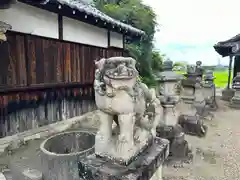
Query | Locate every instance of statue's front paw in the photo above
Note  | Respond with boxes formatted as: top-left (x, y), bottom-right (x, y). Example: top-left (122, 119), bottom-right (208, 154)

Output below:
top-left (116, 138), bottom-right (129, 154)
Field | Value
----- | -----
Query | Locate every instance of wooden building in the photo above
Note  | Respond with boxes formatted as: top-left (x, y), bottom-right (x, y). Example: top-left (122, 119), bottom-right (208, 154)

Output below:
top-left (0, 0), bottom-right (144, 137)
top-left (214, 34), bottom-right (240, 100)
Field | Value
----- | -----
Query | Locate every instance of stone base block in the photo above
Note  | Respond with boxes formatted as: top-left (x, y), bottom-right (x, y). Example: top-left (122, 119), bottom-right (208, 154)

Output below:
top-left (178, 115), bottom-right (207, 137)
top-left (221, 88), bottom-right (235, 101)
top-left (229, 95), bottom-right (240, 109)
top-left (156, 125), bottom-right (190, 158)
top-left (78, 137), bottom-right (169, 180)
top-left (229, 102), bottom-right (240, 109)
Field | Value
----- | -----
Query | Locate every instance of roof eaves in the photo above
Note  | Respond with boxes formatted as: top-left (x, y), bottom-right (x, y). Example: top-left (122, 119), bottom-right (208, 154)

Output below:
top-left (56, 0), bottom-right (145, 36)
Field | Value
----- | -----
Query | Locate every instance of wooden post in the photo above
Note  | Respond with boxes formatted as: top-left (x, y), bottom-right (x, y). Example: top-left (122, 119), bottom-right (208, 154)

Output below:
top-left (227, 56), bottom-right (233, 89)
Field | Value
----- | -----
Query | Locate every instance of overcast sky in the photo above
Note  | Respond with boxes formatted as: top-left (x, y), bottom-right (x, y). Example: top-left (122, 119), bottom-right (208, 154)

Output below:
top-left (142, 0), bottom-right (240, 65)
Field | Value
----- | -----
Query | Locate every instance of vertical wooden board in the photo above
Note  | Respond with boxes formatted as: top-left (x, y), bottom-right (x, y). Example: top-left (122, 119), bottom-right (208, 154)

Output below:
top-left (56, 41), bottom-right (62, 83)
top-left (16, 34), bottom-right (27, 86)
top-left (59, 42), bottom-right (65, 83)
top-left (75, 44), bottom-right (80, 82)
top-left (0, 36), bottom-right (10, 87)
top-left (48, 40), bottom-right (57, 83)
top-left (35, 36), bottom-right (44, 84)
top-left (84, 46), bottom-right (90, 83)
top-left (42, 39), bottom-right (50, 83)
top-left (80, 45), bottom-right (84, 83)
top-left (70, 44), bottom-right (77, 82)
top-left (63, 42), bottom-right (71, 82)
top-left (103, 48), bottom-right (107, 58)
top-left (6, 34), bottom-right (17, 87)
top-left (27, 36), bottom-right (37, 85)
top-left (90, 47), bottom-right (97, 83)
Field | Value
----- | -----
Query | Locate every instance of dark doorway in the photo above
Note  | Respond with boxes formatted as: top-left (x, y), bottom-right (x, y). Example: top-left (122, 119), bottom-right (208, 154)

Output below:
top-left (233, 56), bottom-right (240, 78)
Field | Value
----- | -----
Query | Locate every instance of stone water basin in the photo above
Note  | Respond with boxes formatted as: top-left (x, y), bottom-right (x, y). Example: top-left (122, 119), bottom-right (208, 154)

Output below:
top-left (40, 131), bottom-right (95, 180)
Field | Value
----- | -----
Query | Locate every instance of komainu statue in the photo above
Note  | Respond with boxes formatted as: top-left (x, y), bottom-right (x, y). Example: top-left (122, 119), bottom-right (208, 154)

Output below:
top-left (0, 21), bottom-right (11, 42)
top-left (94, 57), bottom-right (162, 165)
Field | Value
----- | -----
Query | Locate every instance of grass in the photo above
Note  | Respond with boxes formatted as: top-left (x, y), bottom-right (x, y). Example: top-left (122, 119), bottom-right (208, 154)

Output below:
top-left (175, 70), bottom-right (232, 88)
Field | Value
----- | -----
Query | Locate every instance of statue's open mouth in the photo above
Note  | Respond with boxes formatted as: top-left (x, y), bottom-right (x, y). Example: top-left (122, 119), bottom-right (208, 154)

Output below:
top-left (105, 67), bottom-right (137, 80)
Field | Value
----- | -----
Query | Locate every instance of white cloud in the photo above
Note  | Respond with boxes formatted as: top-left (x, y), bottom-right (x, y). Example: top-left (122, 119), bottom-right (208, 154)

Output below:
top-left (143, 0), bottom-right (240, 65)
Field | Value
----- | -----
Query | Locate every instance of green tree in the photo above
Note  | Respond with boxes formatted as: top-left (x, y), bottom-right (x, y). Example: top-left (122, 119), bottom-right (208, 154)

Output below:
top-left (93, 0), bottom-right (162, 86)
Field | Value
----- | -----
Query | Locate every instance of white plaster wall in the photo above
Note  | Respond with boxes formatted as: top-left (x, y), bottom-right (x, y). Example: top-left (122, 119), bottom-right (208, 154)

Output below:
top-left (0, 2), bottom-right (58, 39)
top-left (110, 31), bottom-right (123, 48)
top-left (63, 17), bottom-right (108, 48)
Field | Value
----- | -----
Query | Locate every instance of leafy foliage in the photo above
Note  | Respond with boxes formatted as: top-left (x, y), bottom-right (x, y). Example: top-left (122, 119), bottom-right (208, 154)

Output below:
top-left (93, 0), bottom-right (164, 86)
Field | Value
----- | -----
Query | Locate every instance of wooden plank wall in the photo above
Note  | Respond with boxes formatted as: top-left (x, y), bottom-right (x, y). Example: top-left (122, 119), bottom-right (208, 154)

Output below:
top-left (0, 31), bottom-right (124, 137)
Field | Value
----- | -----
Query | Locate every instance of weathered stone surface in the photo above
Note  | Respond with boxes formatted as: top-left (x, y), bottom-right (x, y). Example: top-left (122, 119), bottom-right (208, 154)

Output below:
top-left (0, 21), bottom-right (11, 41)
top-left (155, 60), bottom-right (190, 160)
top-left (40, 131), bottom-right (95, 180)
top-left (0, 173), bottom-right (7, 180)
top-left (229, 90), bottom-right (240, 109)
top-left (78, 137), bottom-right (169, 180)
top-left (156, 125), bottom-right (189, 158)
top-left (221, 88), bottom-right (235, 101)
top-left (178, 115), bottom-right (208, 137)
top-left (180, 78), bottom-right (196, 104)
top-left (229, 72), bottom-right (240, 108)
top-left (94, 57), bottom-right (163, 165)
top-left (22, 168), bottom-right (42, 180)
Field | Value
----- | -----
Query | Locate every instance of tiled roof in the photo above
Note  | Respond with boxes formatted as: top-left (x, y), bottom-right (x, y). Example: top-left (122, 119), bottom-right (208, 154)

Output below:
top-left (55, 0), bottom-right (145, 36)
top-left (214, 34), bottom-right (240, 57)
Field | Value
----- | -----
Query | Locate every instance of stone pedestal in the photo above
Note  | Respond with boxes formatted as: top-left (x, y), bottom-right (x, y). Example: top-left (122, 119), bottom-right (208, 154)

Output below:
top-left (156, 125), bottom-right (189, 158)
top-left (221, 88), bottom-right (235, 101)
top-left (78, 138), bottom-right (169, 180)
top-left (180, 80), bottom-right (196, 104)
top-left (202, 84), bottom-right (218, 111)
top-left (178, 115), bottom-right (207, 137)
top-left (229, 72), bottom-right (240, 108)
top-left (229, 90), bottom-right (240, 109)
top-left (195, 86), bottom-right (205, 103)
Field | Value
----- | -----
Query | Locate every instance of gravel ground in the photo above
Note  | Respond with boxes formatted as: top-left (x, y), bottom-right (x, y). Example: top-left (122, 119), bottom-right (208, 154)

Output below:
top-left (163, 98), bottom-right (240, 180)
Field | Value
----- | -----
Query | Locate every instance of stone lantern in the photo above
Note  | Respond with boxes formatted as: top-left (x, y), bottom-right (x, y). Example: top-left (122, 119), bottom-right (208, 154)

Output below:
top-left (155, 60), bottom-right (183, 103)
top-left (182, 65), bottom-right (204, 103)
top-left (202, 70), bottom-right (218, 110)
top-left (230, 72), bottom-right (240, 109)
top-left (178, 66), bottom-right (208, 137)
top-left (155, 60), bottom-right (191, 159)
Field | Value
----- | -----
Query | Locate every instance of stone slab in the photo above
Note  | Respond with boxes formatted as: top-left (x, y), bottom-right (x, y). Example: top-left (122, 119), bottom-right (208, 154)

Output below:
top-left (78, 137), bottom-right (169, 180)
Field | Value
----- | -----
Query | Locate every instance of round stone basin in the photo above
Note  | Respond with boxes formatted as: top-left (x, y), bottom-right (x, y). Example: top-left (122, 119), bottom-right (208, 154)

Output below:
top-left (40, 131), bottom-right (95, 180)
